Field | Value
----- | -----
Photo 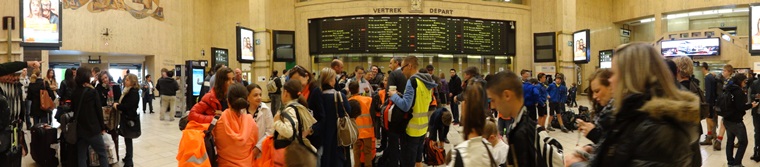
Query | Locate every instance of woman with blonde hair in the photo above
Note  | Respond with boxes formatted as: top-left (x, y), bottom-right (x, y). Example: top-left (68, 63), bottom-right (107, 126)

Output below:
top-left (567, 42), bottom-right (701, 166)
top-left (310, 67), bottom-right (351, 167)
top-left (113, 74), bottom-right (141, 167)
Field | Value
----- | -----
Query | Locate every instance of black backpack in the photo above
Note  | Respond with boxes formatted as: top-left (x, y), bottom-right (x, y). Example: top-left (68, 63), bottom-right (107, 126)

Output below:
top-left (714, 88), bottom-right (733, 116)
top-left (688, 80), bottom-right (709, 119)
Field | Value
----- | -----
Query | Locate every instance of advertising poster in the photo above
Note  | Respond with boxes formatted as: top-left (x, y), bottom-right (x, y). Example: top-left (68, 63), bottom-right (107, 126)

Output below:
top-left (238, 27), bottom-right (255, 62)
top-left (752, 5), bottom-right (760, 53)
top-left (599, 50), bottom-right (612, 69)
top-left (573, 31), bottom-right (588, 62)
top-left (192, 68), bottom-right (204, 96)
top-left (22, 0), bottom-right (61, 44)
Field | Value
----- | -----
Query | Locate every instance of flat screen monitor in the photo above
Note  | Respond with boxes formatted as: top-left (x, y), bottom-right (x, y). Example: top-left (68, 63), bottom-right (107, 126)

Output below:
top-left (599, 50), bottom-right (612, 69)
top-left (573, 29), bottom-right (590, 64)
top-left (192, 68), bottom-right (204, 96)
top-left (237, 26), bottom-right (255, 62)
top-left (20, 0), bottom-right (62, 49)
top-left (661, 38), bottom-right (720, 56)
top-left (751, 5), bottom-right (760, 54)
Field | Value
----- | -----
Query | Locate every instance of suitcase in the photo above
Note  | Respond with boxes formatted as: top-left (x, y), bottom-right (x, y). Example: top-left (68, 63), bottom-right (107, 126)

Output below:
top-left (31, 123), bottom-right (59, 167)
top-left (59, 133), bottom-right (77, 167)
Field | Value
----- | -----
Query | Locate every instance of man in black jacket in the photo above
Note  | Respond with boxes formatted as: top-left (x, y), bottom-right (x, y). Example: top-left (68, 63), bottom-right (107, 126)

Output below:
top-left (156, 70), bottom-right (179, 121)
top-left (486, 71), bottom-right (543, 167)
top-left (448, 69), bottom-right (462, 125)
top-left (269, 70), bottom-right (282, 114)
top-left (142, 75), bottom-right (155, 114)
top-left (381, 56), bottom-right (406, 167)
top-left (701, 62), bottom-right (718, 145)
top-left (749, 74), bottom-right (760, 161)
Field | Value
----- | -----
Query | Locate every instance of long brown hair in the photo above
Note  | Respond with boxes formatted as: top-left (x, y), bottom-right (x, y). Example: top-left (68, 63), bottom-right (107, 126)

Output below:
top-left (462, 81), bottom-right (487, 139)
top-left (227, 83), bottom-right (250, 112)
top-left (214, 67), bottom-right (234, 101)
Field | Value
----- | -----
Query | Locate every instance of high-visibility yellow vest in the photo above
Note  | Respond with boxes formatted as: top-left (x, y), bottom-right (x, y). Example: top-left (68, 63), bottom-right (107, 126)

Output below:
top-left (349, 95), bottom-right (375, 139)
top-left (406, 78), bottom-right (433, 137)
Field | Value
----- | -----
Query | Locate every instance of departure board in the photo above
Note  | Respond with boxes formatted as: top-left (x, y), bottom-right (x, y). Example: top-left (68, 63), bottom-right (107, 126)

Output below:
top-left (309, 15), bottom-right (515, 55)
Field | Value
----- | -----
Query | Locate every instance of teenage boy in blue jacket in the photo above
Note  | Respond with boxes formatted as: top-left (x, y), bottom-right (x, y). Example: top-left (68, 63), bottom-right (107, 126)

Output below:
top-left (520, 70), bottom-right (540, 121)
top-left (536, 73), bottom-right (549, 128)
top-left (547, 76), bottom-right (569, 132)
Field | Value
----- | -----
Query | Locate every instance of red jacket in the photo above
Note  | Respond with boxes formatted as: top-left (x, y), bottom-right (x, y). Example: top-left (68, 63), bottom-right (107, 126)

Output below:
top-left (189, 89), bottom-right (223, 123)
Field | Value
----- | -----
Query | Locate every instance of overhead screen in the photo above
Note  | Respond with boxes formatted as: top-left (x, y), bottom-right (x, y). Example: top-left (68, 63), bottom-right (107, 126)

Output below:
top-left (573, 29), bottom-right (590, 63)
top-left (599, 50), bottom-right (612, 69)
top-left (237, 26), bottom-right (255, 62)
top-left (661, 38), bottom-right (720, 56)
top-left (21, 0), bottom-right (62, 48)
top-left (308, 16), bottom-right (516, 55)
top-left (751, 5), bottom-right (760, 54)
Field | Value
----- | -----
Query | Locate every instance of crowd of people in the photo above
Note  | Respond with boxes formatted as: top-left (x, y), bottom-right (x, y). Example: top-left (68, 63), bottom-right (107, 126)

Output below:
top-left (3, 42), bottom-right (760, 167)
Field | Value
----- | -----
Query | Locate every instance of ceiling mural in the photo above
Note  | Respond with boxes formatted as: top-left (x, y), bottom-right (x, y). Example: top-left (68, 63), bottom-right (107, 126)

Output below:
top-left (62, 0), bottom-right (164, 21)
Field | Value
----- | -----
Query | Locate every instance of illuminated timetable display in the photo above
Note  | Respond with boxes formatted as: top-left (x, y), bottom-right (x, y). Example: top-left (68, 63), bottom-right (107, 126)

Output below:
top-left (309, 15), bottom-right (515, 55)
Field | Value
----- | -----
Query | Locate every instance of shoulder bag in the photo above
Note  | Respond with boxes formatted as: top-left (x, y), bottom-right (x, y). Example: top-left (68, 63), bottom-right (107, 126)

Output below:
top-left (40, 81), bottom-right (55, 111)
top-left (64, 88), bottom-right (89, 144)
top-left (335, 92), bottom-right (358, 146)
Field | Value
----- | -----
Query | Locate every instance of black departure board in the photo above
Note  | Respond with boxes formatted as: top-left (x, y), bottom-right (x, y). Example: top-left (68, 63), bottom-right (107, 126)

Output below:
top-left (309, 15), bottom-right (515, 55)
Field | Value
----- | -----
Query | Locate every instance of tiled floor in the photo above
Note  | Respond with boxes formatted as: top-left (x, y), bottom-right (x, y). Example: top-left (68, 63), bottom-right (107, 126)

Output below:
top-left (20, 97), bottom-right (760, 167)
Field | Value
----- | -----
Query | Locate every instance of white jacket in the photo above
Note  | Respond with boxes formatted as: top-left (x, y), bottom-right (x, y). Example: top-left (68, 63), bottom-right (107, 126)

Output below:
top-left (448, 137), bottom-right (496, 167)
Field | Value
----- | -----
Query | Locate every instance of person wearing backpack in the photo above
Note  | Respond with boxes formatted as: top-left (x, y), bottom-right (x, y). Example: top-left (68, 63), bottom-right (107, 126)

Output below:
top-left (486, 71), bottom-right (545, 167)
top-left (713, 64), bottom-right (735, 151)
top-left (389, 57), bottom-right (438, 167)
top-left (447, 82), bottom-right (497, 167)
top-left (720, 74), bottom-right (757, 167)
top-left (566, 43), bottom-right (700, 167)
top-left (672, 56), bottom-right (708, 167)
top-left (268, 70), bottom-right (282, 115)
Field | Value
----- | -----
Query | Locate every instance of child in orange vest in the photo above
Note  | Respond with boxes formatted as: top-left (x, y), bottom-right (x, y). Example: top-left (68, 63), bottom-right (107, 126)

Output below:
top-left (348, 81), bottom-right (376, 167)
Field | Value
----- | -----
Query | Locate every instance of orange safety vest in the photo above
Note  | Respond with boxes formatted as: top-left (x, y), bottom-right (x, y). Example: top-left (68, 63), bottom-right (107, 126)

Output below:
top-left (177, 121), bottom-right (212, 167)
top-left (349, 95), bottom-right (375, 139)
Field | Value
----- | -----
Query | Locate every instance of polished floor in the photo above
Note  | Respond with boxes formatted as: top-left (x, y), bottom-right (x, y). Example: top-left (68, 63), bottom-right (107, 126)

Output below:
top-left (20, 97), bottom-right (760, 167)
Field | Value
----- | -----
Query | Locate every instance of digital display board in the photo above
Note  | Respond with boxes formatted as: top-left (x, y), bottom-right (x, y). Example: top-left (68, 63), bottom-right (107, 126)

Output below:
top-left (309, 15), bottom-right (515, 55)
top-left (573, 29), bottom-right (590, 64)
top-left (661, 38), bottom-right (720, 56)
top-left (21, 0), bottom-right (62, 49)
top-left (237, 26), bottom-right (255, 63)
top-left (750, 5), bottom-right (760, 54)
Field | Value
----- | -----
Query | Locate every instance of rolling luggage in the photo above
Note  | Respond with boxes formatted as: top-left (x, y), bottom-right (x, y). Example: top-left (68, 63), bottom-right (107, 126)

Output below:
top-left (31, 123), bottom-right (59, 167)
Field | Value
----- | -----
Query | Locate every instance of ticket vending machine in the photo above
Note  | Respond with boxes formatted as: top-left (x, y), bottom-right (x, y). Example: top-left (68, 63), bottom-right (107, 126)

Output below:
top-left (185, 60), bottom-right (207, 110)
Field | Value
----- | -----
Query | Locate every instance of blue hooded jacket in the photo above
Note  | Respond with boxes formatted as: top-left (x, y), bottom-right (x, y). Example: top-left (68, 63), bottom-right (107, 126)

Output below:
top-left (523, 81), bottom-right (540, 106)
top-left (537, 83), bottom-right (548, 106)
top-left (548, 83), bottom-right (568, 103)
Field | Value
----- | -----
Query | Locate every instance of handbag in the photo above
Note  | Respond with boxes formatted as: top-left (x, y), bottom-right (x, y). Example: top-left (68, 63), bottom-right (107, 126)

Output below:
top-left (64, 88), bottom-right (89, 144)
top-left (88, 133), bottom-right (118, 166)
top-left (103, 87), bottom-right (121, 131)
top-left (119, 114), bottom-right (141, 138)
top-left (335, 92), bottom-right (358, 147)
top-left (40, 81), bottom-right (55, 111)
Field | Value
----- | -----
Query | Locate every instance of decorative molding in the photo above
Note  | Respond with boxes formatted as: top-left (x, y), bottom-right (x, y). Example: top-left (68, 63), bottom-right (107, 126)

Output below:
top-left (62, 0), bottom-right (164, 21)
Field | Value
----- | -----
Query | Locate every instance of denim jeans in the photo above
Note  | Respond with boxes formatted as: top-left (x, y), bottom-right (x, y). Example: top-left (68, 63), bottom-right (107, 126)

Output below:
top-left (24, 100), bottom-right (31, 128)
top-left (33, 115), bottom-right (49, 125)
top-left (400, 134), bottom-right (424, 167)
top-left (753, 111), bottom-right (760, 150)
top-left (124, 138), bottom-right (133, 166)
top-left (77, 134), bottom-right (109, 167)
top-left (385, 132), bottom-right (401, 167)
top-left (451, 101), bottom-right (460, 123)
top-left (725, 120), bottom-right (748, 166)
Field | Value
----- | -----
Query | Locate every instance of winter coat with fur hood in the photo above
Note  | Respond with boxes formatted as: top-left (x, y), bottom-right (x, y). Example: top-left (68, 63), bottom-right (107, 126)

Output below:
top-left (591, 90), bottom-right (700, 167)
